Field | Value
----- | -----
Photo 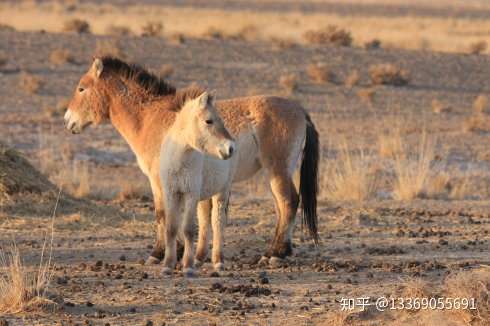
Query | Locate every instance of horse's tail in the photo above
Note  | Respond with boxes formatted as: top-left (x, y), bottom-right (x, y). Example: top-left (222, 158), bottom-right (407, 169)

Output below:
top-left (300, 112), bottom-right (319, 244)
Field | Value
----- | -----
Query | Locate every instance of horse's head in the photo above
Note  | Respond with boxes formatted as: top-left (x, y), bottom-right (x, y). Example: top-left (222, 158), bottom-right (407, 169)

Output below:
top-left (180, 92), bottom-right (235, 160)
top-left (64, 58), bottom-right (110, 134)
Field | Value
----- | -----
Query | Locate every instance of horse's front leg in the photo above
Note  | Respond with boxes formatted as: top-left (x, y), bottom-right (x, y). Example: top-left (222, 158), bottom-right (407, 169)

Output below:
top-left (211, 191), bottom-right (230, 272)
top-left (181, 195), bottom-right (198, 277)
top-left (161, 192), bottom-right (181, 275)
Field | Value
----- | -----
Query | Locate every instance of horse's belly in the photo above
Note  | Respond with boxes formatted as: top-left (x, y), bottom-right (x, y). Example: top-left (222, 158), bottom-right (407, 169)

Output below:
top-left (233, 132), bottom-right (261, 182)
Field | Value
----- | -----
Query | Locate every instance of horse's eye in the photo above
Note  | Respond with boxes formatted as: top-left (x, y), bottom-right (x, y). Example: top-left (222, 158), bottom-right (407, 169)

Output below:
top-left (205, 119), bottom-right (213, 125)
top-left (78, 87), bottom-right (85, 93)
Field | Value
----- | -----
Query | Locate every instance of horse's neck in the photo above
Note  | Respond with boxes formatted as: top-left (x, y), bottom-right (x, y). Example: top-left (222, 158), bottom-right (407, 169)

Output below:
top-left (162, 125), bottom-right (201, 172)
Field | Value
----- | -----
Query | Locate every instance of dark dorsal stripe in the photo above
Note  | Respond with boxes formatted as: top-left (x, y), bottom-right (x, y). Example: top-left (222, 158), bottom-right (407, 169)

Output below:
top-left (100, 56), bottom-right (176, 96)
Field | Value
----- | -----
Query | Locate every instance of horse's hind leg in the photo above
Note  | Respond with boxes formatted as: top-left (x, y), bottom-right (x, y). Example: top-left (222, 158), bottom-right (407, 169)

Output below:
top-left (211, 192), bottom-right (230, 272)
top-left (195, 199), bottom-right (212, 266)
top-left (265, 171), bottom-right (299, 262)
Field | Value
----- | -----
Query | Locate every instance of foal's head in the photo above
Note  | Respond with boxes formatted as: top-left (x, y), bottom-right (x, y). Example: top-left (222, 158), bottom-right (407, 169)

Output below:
top-left (64, 58), bottom-right (110, 134)
top-left (178, 91), bottom-right (235, 160)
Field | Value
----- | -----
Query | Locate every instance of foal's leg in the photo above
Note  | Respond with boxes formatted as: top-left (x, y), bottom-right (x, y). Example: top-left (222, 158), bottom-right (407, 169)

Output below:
top-left (211, 192), bottom-right (230, 272)
top-left (195, 199), bottom-right (212, 267)
top-left (161, 193), bottom-right (181, 275)
top-left (181, 196), bottom-right (198, 276)
top-left (265, 171), bottom-right (299, 264)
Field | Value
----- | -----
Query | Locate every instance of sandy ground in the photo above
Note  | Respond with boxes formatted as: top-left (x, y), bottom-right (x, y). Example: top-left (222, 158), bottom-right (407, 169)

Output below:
top-left (0, 1), bottom-right (490, 325)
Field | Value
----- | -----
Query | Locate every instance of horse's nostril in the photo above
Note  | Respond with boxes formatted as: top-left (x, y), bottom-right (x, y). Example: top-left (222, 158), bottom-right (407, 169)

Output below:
top-left (228, 146), bottom-right (234, 156)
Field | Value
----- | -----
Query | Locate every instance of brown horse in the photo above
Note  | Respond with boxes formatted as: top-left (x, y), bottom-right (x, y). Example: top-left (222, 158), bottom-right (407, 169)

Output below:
top-left (64, 57), bottom-right (319, 269)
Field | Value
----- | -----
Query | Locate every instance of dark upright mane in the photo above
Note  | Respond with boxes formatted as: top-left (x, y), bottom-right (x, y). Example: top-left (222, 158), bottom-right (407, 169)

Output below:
top-left (100, 56), bottom-right (176, 96)
top-left (171, 85), bottom-right (213, 112)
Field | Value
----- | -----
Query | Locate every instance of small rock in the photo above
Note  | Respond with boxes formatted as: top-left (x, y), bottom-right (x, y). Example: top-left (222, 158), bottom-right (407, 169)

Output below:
top-left (259, 277), bottom-right (269, 284)
top-left (145, 321), bottom-right (153, 326)
top-left (86, 301), bottom-right (94, 307)
top-left (119, 255), bottom-right (126, 261)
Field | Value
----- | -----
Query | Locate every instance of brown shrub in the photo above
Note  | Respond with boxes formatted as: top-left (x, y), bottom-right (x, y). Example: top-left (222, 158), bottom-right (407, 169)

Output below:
top-left (303, 25), bottom-right (352, 47)
top-left (160, 64), bottom-right (174, 79)
top-left (431, 99), bottom-right (451, 114)
top-left (307, 63), bottom-right (334, 84)
top-left (49, 49), bottom-right (75, 65)
top-left (0, 24), bottom-right (15, 32)
top-left (0, 52), bottom-right (7, 67)
top-left (357, 87), bottom-right (375, 105)
top-left (473, 94), bottom-right (488, 114)
top-left (95, 39), bottom-right (125, 59)
top-left (203, 26), bottom-right (224, 40)
top-left (469, 40), bottom-right (487, 54)
top-left (364, 39), bottom-right (381, 50)
top-left (278, 73), bottom-right (297, 94)
top-left (344, 70), bottom-right (360, 88)
top-left (463, 113), bottom-right (490, 133)
top-left (106, 25), bottom-right (132, 37)
top-left (63, 19), bottom-right (90, 33)
top-left (168, 33), bottom-right (185, 45)
top-left (369, 64), bottom-right (410, 86)
top-left (141, 21), bottom-right (163, 37)
top-left (270, 37), bottom-right (296, 51)
top-left (19, 72), bottom-right (43, 94)
top-left (233, 24), bottom-right (258, 41)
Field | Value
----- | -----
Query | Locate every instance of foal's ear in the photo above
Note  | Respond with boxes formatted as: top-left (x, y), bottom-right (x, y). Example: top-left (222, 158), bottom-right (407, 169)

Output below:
top-left (91, 58), bottom-right (104, 78)
top-left (196, 92), bottom-right (210, 109)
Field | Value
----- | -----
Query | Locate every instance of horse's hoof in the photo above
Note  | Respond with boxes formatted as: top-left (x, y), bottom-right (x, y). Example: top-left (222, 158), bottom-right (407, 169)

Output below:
top-left (161, 267), bottom-right (173, 276)
top-left (194, 259), bottom-right (204, 268)
top-left (146, 256), bottom-right (161, 265)
top-left (269, 256), bottom-right (284, 268)
top-left (213, 262), bottom-right (224, 272)
top-left (183, 268), bottom-right (196, 277)
top-left (258, 256), bottom-right (269, 266)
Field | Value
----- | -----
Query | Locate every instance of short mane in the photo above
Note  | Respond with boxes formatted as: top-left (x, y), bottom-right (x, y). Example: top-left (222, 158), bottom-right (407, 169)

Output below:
top-left (100, 56), bottom-right (176, 96)
top-left (172, 85), bottom-right (213, 112)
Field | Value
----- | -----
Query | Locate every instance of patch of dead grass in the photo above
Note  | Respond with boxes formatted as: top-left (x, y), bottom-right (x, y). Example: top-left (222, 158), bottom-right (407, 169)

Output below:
top-left (357, 87), bottom-right (376, 105)
top-left (369, 64), bottom-right (410, 86)
top-left (62, 18), bottom-right (90, 33)
top-left (141, 21), bottom-right (163, 37)
top-left (19, 72), bottom-right (43, 94)
top-left (344, 70), bottom-right (360, 89)
top-left (431, 99), bottom-right (452, 114)
top-left (106, 24), bottom-right (132, 37)
top-left (307, 63), bottom-right (335, 84)
top-left (303, 25), bottom-right (352, 47)
top-left (469, 41), bottom-right (487, 55)
top-left (473, 95), bottom-right (488, 114)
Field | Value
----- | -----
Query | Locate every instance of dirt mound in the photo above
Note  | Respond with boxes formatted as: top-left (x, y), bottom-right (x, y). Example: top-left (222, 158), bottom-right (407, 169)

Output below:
top-left (0, 143), bottom-right (116, 218)
top-left (0, 142), bottom-right (57, 201)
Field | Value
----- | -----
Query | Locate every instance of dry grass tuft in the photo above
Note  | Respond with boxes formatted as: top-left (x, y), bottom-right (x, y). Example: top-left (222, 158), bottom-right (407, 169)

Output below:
top-left (357, 87), bottom-right (376, 105)
top-left (0, 23), bottom-right (15, 32)
top-left (278, 73), bottom-right (297, 94)
top-left (344, 70), bottom-right (360, 89)
top-left (426, 172), bottom-right (451, 199)
top-left (141, 21), bottom-right (163, 37)
top-left (303, 25), bottom-right (352, 47)
top-left (392, 132), bottom-right (434, 200)
top-left (62, 18), bottom-right (90, 34)
top-left (364, 39), bottom-right (381, 50)
top-left (233, 24), bottom-right (258, 41)
top-left (463, 112), bottom-right (490, 133)
top-left (270, 37), bottom-right (296, 50)
top-left (369, 64), bottom-right (410, 86)
top-left (0, 246), bottom-right (54, 314)
top-left (95, 39), bottom-right (126, 59)
top-left (324, 142), bottom-right (377, 202)
top-left (378, 132), bottom-right (403, 159)
top-left (469, 41), bottom-right (487, 55)
top-left (49, 48), bottom-right (75, 65)
top-left (473, 95), bottom-right (488, 114)
top-left (431, 99), bottom-right (452, 114)
top-left (44, 98), bottom-right (70, 119)
top-left (0, 51), bottom-right (8, 68)
top-left (307, 63), bottom-right (334, 84)
top-left (19, 72), bottom-right (43, 94)
top-left (106, 24), bottom-right (132, 37)
top-left (159, 64), bottom-right (174, 79)
top-left (203, 26), bottom-right (224, 40)
top-left (444, 268), bottom-right (490, 324)
top-left (168, 33), bottom-right (185, 45)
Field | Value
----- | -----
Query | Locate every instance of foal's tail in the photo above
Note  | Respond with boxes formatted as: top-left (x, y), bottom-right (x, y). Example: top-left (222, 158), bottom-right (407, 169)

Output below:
top-left (300, 112), bottom-right (319, 244)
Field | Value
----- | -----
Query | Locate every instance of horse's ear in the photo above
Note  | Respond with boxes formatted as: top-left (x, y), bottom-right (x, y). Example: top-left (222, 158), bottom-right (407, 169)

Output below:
top-left (208, 90), bottom-right (217, 106)
top-left (91, 58), bottom-right (104, 78)
top-left (197, 92), bottom-right (210, 109)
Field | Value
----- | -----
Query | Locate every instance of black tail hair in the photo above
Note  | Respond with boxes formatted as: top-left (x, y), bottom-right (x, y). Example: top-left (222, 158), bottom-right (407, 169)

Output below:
top-left (300, 112), bottom-right (319, 244)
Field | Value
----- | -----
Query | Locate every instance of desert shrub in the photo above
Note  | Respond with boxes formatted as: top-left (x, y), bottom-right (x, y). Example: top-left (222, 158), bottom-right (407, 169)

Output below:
top-left (19, 72), bottom-right (43, 94)
top-left (473, 94), bottom-right (488, 114)
top-left (344, 70), bottom-right (360, 88)
top-left (49, 49), bottom-right (75, 65)
top-left (63, 19), bottom-right (90, 33)
top-left (307, 63), bottom-right (335, 84)
top-left (0, 52), bottom-right (7, 67)
top-left (469, 40), bottom-right (487, 54)
top-left (203, 26), bottom-right (224, 40)
top-left (278, 73), bottom-right (297, 94)
top-left (431, 99), bottom-right (451, 114)
top-left (168, 33), bottom-right (185, 45)
top-left (141, 22), bottom-right (163, 37)
top-left (270, 37), bottom-right (296, 50)
top-left (233, 24), bottom-right (258, 41)
top-left (369, 64), bottom-right (410, 86)
top-left (357, 87), bottom-right (375, 105)
top-left (160, 64), bottom-right (174, 79)
top-left (463, 112), bottom-right (490, 133)
top-left (0, 24), bottom-right (15, 32)
top-left (303, 25), bottom-right (352, 47)
top-left (106, 24), bottom-right (132, 37)
top-left (364, 39), bottom-right (381, 50)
